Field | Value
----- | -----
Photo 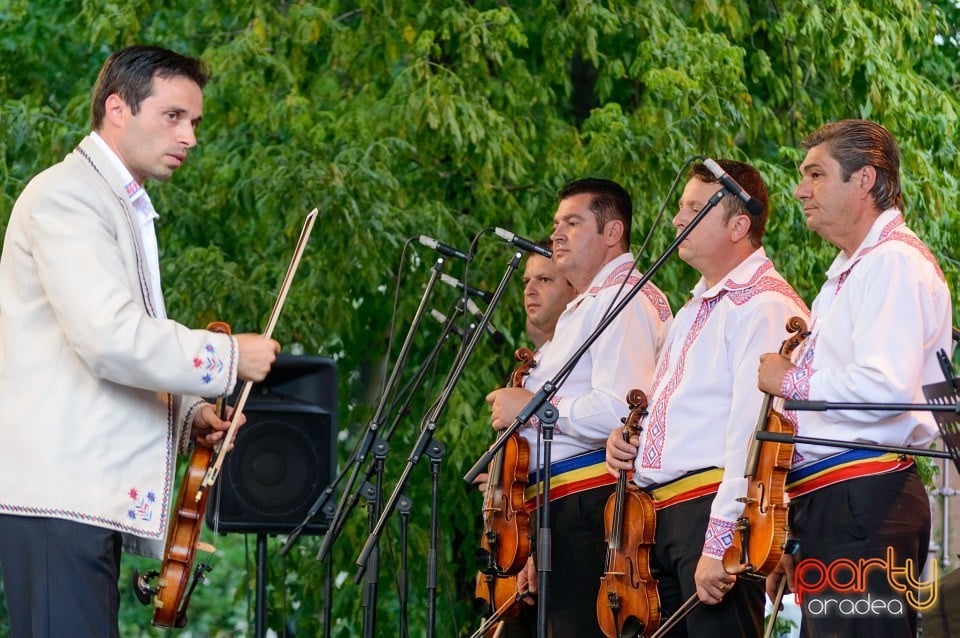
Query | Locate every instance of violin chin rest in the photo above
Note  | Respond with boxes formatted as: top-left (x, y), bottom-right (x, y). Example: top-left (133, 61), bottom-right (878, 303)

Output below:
top-left (621, 616), bottom-right (644, 638)
top-left (131, 569), bottom-right (156, 606)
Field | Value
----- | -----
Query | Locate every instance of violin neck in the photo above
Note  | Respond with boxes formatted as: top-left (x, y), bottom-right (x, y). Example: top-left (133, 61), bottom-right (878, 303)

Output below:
top-left (744, 393), bottom-right (775, 477)
top-left (608, 469), bottom-right (629, 550)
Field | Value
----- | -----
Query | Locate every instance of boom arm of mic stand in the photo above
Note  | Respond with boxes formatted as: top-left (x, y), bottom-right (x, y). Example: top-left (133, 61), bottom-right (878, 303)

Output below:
top-left (755, 431), bottom-right (953, 459)
top-left (315, 257), bottom-right (447, 562)
top-left (354, 251), bottom-right (523, 577)
top-left (784, 400), bottom-right (960, 413)
top-left (463, 188), bottom-right (730, 484)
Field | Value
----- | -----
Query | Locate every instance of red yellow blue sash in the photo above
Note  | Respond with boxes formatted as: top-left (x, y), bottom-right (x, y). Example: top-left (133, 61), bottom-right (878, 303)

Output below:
top-left (523, 449), bottom-right (614, 512)
top-left (786, 449), bottom-right (914, 498)
top-left (646, 467), bottom-right (724, 510)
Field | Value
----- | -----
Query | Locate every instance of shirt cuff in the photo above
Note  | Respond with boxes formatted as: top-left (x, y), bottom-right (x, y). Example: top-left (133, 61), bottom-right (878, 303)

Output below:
top-left (780, 364), bottom-right (809, 401)
top-left (180, 399), bottom-right (206, 455)
top-left (702, 517), bottom-right (737, 560)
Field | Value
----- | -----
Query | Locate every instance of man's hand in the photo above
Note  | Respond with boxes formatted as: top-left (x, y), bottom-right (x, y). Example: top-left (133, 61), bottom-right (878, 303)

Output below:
top-left (486, 387), bottom-right (534, 431)
top-left (191, 404), bottom-right (246, 447)
top-left (757, 353), bottom-right (794, 396)
top-left (605, 427), bottom-right (638, 478)
top-left (235, 333), bottom-right (281, 382)
top-left (516, 555), bottom-right (537, 604)
top-left (695, 555), bottom-right (737, 605)
top-left (766, 552), bottom-right (796, 602)
top-left (472, 472), bottom-right (490, 494)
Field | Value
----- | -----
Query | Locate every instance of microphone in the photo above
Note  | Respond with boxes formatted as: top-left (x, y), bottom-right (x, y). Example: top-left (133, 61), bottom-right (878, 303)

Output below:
top-left (439, 273), bottom-right (493, 303)
top-left (465, 299), bottom-right (506, 346)
top-left (418, 235), bottom-right (470, 261)
top-left (429, 309), bottom-right (466, 339)
top-left (493, 228), bottom-right (552, 258)
top-left (701, 158), bottom-right (764, 216)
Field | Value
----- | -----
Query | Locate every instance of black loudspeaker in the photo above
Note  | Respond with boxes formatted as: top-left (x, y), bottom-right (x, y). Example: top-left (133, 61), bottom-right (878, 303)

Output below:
top-left (206, 354), bottom-right (337, 535)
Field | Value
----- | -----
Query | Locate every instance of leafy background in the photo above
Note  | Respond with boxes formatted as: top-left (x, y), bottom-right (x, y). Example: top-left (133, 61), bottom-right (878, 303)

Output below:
top-left (1, 1), bottom-right (958, 636)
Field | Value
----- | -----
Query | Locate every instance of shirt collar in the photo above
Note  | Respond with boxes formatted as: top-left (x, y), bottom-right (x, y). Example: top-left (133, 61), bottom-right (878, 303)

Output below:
top-left (567, 252), bottom-right (636, 308)
top-left (89, 132), bottom-right (158, 223)
top-left (691, 247), bottom-right (770, 299)
top-left (825, 208), bottom-right (902, 278)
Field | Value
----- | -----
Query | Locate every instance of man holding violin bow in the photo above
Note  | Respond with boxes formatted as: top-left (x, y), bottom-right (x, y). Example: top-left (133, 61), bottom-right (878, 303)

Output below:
top-left (606, 159), bottom-right (808, 637)
top-left (0, 46), bottom-right (280, 638)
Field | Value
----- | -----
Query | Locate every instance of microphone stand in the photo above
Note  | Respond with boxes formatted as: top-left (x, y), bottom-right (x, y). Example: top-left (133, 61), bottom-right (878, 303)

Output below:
top-left (304, 299), bottom-right (468, 566)
top-left (398, 495), bottom-right (413, 638)
top-left (353, 251), bottom-right (524, 591)
top-left (461, 188), bottom-right (731, 638)
top-left (359, 480), bottom-right (380, 638)
top-left (304, 299), bottom-right (469, 636)
top-left (425, 440), bottom-right (447, 637)
top-left (314, 256), bottom-right (448, 563)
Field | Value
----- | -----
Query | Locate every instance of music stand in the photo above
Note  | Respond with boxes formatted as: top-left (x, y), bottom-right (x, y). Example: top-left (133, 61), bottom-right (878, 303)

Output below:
top-left (923, 379), bottom-right (960, 476)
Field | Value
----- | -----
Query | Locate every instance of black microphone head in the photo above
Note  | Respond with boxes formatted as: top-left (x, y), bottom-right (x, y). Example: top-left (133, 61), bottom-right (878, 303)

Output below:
top-left (746, 198), bottom-right (764, 216)
top-left (490, 330), bottom-right (506, 346)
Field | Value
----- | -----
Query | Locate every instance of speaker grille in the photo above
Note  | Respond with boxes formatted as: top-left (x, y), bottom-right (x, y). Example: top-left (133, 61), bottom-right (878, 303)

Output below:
top-left (204, 355), bottom-right (337, 536)
top-left (229, 414), bottom-right (329, 516)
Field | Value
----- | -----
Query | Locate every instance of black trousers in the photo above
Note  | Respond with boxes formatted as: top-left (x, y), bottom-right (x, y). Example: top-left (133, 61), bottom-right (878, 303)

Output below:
top-left (788, 468), bottom-right (930, 638)
top-left (0, 514), bottom-right (123, 638)
top-left (651, 494), bottom-right (765, 638)
top-left (535, 483), bottom-right (614, 638)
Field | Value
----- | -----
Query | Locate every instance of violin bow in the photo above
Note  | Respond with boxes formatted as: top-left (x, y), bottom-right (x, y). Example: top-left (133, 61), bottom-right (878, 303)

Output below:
top-left (468, 584), bottom-right (529, 638)
top-left (197, 207), bottom-right (319, 498)
top-left (764, 578), bottom-right (788, 638)
top-left (648, 592), bottom-right (699, 638)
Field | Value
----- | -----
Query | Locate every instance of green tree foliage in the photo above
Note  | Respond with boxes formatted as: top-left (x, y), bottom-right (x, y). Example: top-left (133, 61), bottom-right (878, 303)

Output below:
top-left (2, 1), bottom-right (958, 636)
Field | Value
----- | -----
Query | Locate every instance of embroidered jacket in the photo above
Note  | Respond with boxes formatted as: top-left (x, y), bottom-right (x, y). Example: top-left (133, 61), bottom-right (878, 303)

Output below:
top-left (0, 134), bottom-right (238, 558)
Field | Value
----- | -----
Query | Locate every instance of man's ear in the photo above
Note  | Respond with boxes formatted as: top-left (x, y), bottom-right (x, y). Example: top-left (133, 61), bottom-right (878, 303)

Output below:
top-left (858, 165), bottom-right (878, 199)
top-left (103, 93), bottom-right (128, 127)
top-left (604, 218), bottom-right (624, 248)
top-left (729, 214), bottom-right (751, 244)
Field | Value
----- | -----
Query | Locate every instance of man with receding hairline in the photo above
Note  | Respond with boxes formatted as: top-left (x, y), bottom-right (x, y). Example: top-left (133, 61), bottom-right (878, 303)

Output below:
top-left (760, 119), bottom-right (952, 638)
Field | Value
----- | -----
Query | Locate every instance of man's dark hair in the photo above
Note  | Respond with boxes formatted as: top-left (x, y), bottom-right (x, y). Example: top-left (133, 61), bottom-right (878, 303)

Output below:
top-left (801, 119), bottom-right (903, 211)
top-left (689, 160), bottom-right (769, 247)
top-left (91, 45), bottom-right (210, 130)
top-left (557, 178), bottom-right (632, 250)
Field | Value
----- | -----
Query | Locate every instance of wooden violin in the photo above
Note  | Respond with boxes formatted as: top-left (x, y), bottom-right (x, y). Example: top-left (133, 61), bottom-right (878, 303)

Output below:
top-left (131, 322), bottom-right (229, 627)
top-left (597, 388), bottom-right (660, 638)
top-left (472, 347), bottom-right (536, 637)
top-left (133, 208), bottom-right (318, 627)
top-left (722, 316), bottom-right (809, 579)
top-left (478, 347), bottom-right (535, 577)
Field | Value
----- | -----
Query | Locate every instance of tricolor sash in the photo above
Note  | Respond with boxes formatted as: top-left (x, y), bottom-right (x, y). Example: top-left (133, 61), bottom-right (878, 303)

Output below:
top-left (786, 449), bottom-right (914, 498)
